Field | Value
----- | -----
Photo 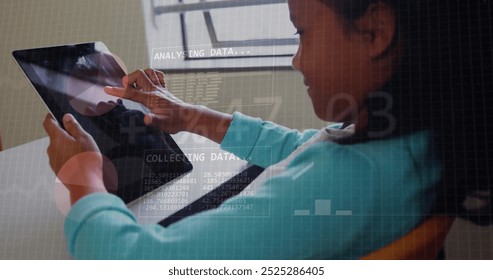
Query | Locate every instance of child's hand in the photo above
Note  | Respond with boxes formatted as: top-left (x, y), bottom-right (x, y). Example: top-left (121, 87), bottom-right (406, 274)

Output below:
top-left (105, 68), bottom-right (233, 144)
top-left (104, 69), bottom-right (197, 134)
top-left (43, 114), bottom-right (106, 204)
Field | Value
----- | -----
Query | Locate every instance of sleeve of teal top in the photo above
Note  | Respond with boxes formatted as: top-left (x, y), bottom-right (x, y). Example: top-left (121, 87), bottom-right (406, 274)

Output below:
top-left (220, 112), bottom-right (319, 168)
top-left (65, 130), bottom-right (439, 260)
top-left (64, 142), bottom-right (420, 260)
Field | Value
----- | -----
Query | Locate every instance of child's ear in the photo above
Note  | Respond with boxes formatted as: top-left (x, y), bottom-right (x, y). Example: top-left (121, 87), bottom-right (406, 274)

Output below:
top-left (352, 1), bottom-right (397, 59)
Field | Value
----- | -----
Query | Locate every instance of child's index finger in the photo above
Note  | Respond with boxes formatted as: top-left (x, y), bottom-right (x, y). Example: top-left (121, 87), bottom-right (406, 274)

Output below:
top-left (104, 86), bottom-right (125, 98)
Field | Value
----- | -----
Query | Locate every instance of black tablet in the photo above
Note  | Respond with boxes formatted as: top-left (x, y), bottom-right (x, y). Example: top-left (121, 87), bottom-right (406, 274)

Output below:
top-left (13, 42), bottom-right (193, 203)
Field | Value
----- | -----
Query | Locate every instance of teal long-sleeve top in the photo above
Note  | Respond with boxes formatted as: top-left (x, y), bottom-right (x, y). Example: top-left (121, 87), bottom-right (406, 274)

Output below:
top-left (64, 112), bottom-right (442, 259)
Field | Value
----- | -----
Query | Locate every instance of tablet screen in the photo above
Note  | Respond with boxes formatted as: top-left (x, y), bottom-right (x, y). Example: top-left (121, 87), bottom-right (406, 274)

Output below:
top-left (13, 42), bottom-right (193, 203)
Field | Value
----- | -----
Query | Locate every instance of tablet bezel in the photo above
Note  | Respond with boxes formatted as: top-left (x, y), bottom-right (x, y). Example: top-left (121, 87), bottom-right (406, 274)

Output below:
top-left (12, 41), bottom-right (193, 204)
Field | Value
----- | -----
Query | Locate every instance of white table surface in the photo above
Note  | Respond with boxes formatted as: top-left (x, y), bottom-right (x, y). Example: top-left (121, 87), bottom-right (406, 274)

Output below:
top-left (0, 132), bottom-right (249, 259)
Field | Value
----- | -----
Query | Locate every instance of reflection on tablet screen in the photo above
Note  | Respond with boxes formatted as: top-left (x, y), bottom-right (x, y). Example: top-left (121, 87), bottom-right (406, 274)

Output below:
top-left (13, 42), bottom-right (193, 203)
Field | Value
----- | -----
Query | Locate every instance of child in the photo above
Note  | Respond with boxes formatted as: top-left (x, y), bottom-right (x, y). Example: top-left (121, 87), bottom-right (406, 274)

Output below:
top-left (43, 0), bottom-right (493, 259)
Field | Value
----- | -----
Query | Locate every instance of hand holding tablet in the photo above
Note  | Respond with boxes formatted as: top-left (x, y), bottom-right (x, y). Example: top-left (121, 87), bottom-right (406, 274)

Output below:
top-left (43, 113), bottom-right (108, 205)
top-left (13, 42), bottom-right (193, 204)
